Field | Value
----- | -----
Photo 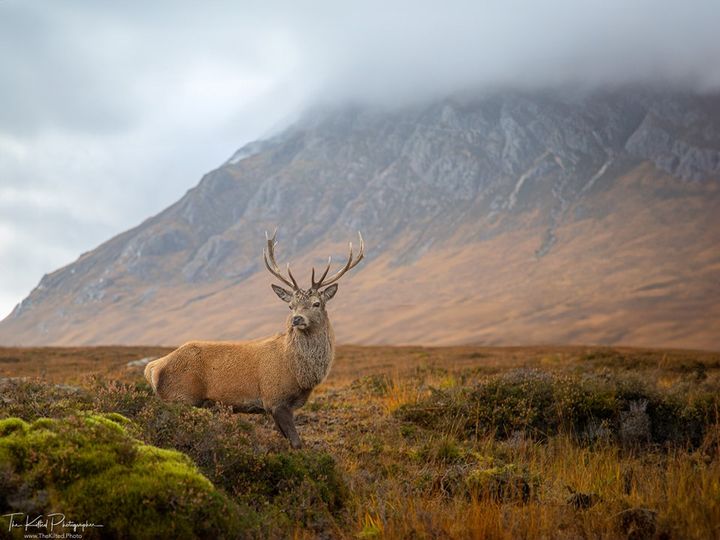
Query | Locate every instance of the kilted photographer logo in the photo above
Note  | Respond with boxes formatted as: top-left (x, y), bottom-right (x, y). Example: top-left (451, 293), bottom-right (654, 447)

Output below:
top-left (2, 512), bottom-right (103, 538)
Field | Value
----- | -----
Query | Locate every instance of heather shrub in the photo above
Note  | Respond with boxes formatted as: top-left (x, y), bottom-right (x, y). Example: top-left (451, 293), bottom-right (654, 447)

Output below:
top-left (396, 369), bottom-right (719, 446)
top-left (93, 378), bottom-right (155, 417)
top-left (0, 378), bottom-right (92, 420)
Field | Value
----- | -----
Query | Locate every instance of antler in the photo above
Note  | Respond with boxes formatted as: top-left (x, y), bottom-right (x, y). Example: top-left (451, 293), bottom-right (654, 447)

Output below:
top-left (263, 229), bottom-right (299, 290)
top-left (311, 231), bottom-right (364, 290)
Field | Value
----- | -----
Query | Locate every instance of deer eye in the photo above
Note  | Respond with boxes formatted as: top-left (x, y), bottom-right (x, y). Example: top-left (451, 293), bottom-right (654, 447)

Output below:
top-left (312, 301), bottom-right (321, 308)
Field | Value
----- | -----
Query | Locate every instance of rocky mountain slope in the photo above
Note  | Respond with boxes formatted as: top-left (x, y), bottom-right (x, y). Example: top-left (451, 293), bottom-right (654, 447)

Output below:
top-left (2, 89), bottom-right (720, 348)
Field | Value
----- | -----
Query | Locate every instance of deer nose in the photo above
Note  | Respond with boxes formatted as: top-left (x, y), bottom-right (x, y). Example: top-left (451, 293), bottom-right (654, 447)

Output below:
top-left (292, 316), bottom-right (305, 327)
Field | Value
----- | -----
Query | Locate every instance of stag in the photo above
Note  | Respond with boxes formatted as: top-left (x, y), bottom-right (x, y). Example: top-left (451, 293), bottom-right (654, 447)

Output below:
top-left (144, 230), bottom-right (364, 448)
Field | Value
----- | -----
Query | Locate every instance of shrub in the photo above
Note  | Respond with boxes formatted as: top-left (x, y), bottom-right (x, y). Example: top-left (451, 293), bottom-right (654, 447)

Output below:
top-left (396, 370), bottom-right (719, 447)
top-left (93, 379), bottom-right (155, 418)
top-left (468, 370), bottom-right (557, 437)
top-left (0, 378), bottom-right (92, 420)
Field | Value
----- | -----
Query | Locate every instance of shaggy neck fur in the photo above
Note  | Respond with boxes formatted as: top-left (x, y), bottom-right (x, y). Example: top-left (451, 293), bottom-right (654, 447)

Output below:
top-left (285, 317), bottom-right (335, 390)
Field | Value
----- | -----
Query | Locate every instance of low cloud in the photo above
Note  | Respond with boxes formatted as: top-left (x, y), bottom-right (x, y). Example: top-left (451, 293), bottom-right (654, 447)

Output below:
top-left (284, 0), bottom-right (720, 103)
top-left (1, 0), bottom-right (719, 317)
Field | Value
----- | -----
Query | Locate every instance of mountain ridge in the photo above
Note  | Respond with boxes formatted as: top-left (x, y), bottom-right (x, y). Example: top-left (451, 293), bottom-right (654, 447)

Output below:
top-left (3, 89), bottom-right (720, 348)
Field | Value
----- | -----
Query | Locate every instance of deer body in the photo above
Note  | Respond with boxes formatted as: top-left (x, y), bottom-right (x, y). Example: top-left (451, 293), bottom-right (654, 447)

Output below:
top-left (144, 231), bottom-right (362, 449)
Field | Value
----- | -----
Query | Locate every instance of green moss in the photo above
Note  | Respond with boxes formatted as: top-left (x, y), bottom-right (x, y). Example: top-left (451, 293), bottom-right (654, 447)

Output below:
top-left (0, 414), bottom-right (249, 539)
top-left (100, 411), bottom-right (132, 425)
top-left (0, 418), bottom-right (27, 437)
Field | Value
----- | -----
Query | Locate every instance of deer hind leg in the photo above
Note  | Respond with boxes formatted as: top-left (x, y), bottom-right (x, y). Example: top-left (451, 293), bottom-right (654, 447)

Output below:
top-left (271, 405), bottom-right (303, 449)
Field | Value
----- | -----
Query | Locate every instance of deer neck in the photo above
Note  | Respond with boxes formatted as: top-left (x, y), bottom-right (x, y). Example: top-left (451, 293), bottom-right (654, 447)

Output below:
top-left (285, 317), bottom-right (335, 390)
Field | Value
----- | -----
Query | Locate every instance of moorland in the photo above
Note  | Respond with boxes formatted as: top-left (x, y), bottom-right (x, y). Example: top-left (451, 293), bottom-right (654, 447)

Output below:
top-left (1, 344), bottom-right (719, 539)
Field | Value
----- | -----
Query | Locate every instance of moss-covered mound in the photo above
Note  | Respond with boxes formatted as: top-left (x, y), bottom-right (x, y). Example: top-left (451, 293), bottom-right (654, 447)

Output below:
top-left (0, 414), bottom-right (249, 539)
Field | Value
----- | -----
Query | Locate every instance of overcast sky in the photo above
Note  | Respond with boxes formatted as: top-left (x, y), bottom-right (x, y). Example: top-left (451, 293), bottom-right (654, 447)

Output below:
top-left (2, 0), bottom-right (719, 319)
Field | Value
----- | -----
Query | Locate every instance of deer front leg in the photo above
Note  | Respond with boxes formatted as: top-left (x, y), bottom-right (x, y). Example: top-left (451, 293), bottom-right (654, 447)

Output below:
top-left (271, 405), bottom-right (303, 449)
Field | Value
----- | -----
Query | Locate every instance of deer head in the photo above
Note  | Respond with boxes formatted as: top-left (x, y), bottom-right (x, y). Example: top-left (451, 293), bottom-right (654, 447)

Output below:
top-left (263, 230), bottom-right (364, 332)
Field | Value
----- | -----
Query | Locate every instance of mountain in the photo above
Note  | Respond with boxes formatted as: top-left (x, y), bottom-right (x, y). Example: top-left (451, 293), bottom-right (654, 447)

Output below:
top-left (2, 89), bottom-right (720, 349)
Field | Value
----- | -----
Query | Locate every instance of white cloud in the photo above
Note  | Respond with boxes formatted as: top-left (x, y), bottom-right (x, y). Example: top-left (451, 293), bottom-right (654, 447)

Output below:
top-left (1, 0), bottom-right (719, 321)
top-left (0, 222), bottom-right (80, 319)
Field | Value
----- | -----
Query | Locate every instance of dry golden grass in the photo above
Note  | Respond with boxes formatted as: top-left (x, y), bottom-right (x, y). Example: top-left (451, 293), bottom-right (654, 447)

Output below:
top-left (0, 345), bottom-right (172, 381)
top-left (1, 344), bottom-right (719, 539)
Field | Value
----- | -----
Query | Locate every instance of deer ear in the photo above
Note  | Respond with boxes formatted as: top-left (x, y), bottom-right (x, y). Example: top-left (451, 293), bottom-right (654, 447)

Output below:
top-left (321, 284), bottom-right (338, 302)
top-left (271, 284), bottom-right (293, 303)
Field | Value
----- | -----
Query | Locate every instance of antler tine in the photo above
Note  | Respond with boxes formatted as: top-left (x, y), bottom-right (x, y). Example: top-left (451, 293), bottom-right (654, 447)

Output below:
top-left (262, 229), bottom-right (298, 290)
top-left (286, 263), bottom-right (299, 290)
top-left (311, 256), bottom-right (332, 289)
top-left (313, 232), bottom-right (364, 289)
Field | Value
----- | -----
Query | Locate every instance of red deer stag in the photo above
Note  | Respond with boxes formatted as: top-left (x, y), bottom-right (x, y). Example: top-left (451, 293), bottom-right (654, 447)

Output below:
top-left (144, 230), bottom-right (364, 448)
